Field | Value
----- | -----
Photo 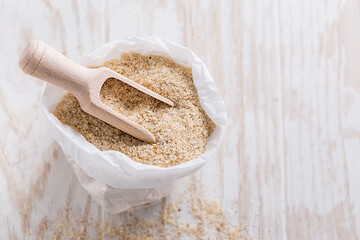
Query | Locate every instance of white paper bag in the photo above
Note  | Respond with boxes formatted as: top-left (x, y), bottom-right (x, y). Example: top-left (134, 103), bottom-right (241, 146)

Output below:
top-left (40, 37), bottom-right (227, 213)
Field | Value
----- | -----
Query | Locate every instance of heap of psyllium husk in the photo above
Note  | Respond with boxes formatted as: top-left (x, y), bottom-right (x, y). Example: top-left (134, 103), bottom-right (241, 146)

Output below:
top-left (54, 52), bottom-right (215, 167)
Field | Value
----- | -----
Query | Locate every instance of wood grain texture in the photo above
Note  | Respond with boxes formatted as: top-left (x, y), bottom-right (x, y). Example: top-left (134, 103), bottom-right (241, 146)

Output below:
top-left (279, 0), bottom-right (360, 239)
top-left (0, 0), bottom-right (359, 239)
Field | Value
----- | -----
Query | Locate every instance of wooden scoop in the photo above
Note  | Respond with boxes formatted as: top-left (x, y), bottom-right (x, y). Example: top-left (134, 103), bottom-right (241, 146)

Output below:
top-left (19, 40), bottom-right (174, 143)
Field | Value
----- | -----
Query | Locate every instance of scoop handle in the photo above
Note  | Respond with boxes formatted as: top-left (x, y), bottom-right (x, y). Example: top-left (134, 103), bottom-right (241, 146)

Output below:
top-left (19, 40), bottom-right (92, 96)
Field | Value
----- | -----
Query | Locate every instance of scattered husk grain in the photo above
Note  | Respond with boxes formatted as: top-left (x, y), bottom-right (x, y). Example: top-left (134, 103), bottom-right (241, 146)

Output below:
top-left (45, 187), bottom-right (251, 240)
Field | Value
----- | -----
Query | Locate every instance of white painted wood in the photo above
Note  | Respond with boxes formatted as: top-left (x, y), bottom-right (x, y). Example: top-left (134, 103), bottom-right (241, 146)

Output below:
top-left (1, 0), bottom-right (360, 239)
top-left (0, 0), bottom-right (104, 239)
top-left (278, 0), bottom-right (360, 239)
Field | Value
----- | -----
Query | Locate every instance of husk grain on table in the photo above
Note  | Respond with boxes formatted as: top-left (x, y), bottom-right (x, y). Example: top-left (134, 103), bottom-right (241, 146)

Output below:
top-left (46, 186), bottom-right (251, 240)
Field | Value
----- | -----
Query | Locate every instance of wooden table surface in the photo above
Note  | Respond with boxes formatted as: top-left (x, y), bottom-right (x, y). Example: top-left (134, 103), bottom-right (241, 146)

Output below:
top-left (1, 0), bottom-right (360, 239)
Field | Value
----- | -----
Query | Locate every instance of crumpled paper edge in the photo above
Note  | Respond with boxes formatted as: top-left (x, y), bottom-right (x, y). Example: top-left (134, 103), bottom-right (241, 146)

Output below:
top-left (40, 37), bottom-right (227, 189)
